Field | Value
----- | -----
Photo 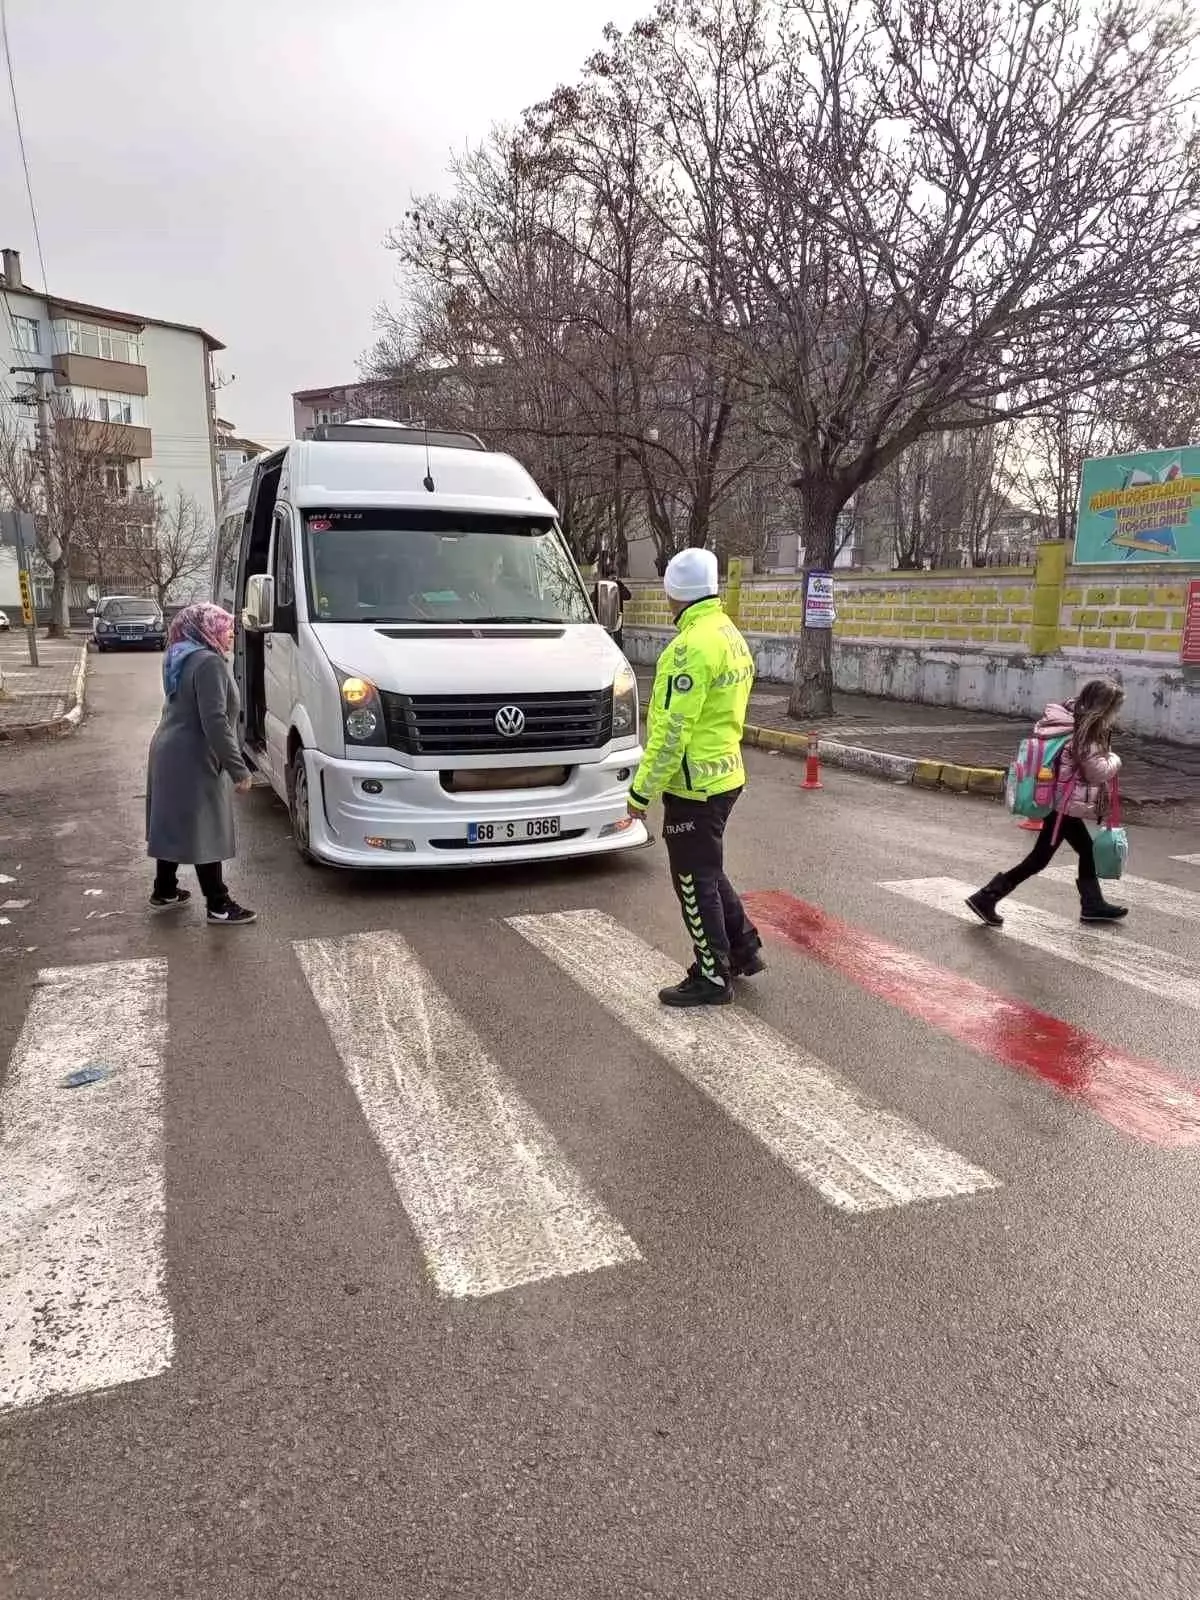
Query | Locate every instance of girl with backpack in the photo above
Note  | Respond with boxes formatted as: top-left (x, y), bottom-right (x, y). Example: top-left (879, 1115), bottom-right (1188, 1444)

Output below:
top-left (966, 678), bottom-right (1128, 927)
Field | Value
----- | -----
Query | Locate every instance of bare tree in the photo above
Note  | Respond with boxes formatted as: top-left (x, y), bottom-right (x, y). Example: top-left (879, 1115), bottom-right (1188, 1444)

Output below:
top-left (0, 391), bottom-right (136, 634)
top-left (128, 487), bottom-right (212, 608)
top-left (677, 0), bottom-right (1200, 714)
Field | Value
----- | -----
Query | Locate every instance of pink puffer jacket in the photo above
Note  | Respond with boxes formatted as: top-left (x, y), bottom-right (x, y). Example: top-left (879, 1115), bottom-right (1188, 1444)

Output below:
top-left (1036, 702), bottom-right (1122, 820)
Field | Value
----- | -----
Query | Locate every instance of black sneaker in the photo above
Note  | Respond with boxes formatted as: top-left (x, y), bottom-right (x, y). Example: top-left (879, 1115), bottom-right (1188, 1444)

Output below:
top-left (732, 950), bottom-right (767, 978)
top-left (149, 888), bottom-right (192, 912)
top-left (207, 901), bottom-right (258, 927)
top-left (659, 973), bottom-right (733, 1008)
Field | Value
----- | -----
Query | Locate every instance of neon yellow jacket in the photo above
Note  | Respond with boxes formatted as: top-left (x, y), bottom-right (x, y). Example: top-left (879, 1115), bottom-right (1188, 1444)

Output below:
top-left (630, 596), bottom-right (755, 808)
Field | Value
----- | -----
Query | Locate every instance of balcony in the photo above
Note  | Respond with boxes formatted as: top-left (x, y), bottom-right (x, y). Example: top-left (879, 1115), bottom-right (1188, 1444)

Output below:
top-left (52, 352), bottom-right (148, 396)
top-left (56, 416), bottom-right (153, 459)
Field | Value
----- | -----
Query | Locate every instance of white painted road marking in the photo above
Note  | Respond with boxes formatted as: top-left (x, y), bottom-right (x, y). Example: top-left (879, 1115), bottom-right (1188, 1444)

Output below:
top-left (294, 931), bottom-right (640, 1299)
top-left (1170, 855), bottom-right (1200, 867)
top-left (508, 910), bottom-right (998, 1213)
top-left (1044, 865), bottom-right (1200, 926)
top-left (0, 959), bottom-right (171, 1414)
top-left (883, 877), bottom-right (1200, 1012)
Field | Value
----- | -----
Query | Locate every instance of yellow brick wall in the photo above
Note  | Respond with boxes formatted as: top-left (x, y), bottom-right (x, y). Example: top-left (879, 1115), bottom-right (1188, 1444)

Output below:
top-left (625, 561), bottom-right (1194, 660)
top-left (831, 573), bottom-right (1034, 648)
top-left (1058, 574), bottom-right (1190, 656)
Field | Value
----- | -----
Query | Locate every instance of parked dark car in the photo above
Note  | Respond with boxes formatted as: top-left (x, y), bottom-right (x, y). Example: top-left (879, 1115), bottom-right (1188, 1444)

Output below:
top-left (91, 595), bottom-right (167, 651)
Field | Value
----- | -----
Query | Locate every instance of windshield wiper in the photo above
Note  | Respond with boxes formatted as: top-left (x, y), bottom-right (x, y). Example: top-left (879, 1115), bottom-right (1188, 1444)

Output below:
top-left (471, 614), bottom-right (557, 624)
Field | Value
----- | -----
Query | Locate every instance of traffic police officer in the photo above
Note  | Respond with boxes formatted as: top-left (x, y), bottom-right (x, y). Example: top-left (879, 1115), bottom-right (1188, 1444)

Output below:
top-left (627, 547), bottom-right (764, 1007)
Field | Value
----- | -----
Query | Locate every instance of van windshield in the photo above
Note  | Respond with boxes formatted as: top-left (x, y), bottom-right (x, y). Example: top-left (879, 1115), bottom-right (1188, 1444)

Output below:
top-left (303, 509), bottom-right (593, 625)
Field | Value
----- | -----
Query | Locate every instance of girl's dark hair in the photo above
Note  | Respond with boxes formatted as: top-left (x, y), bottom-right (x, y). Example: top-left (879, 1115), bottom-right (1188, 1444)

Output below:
top-left (1071, 678), bottom-right (1124, 762)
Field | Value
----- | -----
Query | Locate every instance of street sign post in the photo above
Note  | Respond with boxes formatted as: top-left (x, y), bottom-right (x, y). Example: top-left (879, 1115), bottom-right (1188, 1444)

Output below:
top-left (2, 508), bottom-right (39, 666)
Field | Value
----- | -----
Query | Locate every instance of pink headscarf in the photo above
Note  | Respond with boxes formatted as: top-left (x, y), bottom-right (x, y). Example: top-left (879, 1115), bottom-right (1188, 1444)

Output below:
top-left (163, 603), bottom-right (235, 698)
top-left (166, 602), bottom-right (234, 654)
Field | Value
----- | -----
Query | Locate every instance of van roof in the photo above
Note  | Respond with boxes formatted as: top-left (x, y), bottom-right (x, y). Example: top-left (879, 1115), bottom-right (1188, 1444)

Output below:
top-left (298, 440), bottom-right (558, 515)
top-left (219, 440), bottom-right (560, 521)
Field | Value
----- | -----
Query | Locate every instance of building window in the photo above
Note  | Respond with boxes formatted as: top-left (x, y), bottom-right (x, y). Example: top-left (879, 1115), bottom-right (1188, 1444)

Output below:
top-left (102, 458), bottom-right (140, 496)
top-left (61, 385), bottom-right (147, 427)
top-left (53, 318), bottom-right (143, 365)
top-left (314, 406), bottom-right (345, 427)
top-left (12, 315), bottom-right (40, 354)
top-left (97, 392), bottom-right (134, 425)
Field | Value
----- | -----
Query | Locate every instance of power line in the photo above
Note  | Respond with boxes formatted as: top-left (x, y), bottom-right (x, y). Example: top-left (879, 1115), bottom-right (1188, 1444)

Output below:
top-left (1, 0), bottom-right (47, 294)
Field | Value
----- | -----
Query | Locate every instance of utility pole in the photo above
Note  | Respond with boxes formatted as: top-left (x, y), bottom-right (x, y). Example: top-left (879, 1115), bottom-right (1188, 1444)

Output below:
top-left (11, 362), bottom-right (58, 632)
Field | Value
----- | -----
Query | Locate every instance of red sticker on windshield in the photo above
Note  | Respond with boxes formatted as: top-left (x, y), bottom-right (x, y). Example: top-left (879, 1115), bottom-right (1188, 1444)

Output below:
top-left (310, 518), bottom-right (332, 532)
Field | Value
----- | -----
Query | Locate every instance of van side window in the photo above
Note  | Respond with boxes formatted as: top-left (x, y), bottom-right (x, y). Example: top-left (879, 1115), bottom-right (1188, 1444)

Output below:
top-left (273, 511), bottom-right (295, 608)
top-left (215, 513), bottom-right (241, 612)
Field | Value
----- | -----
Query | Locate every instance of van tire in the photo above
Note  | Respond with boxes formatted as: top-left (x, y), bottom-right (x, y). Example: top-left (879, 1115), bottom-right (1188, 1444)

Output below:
top-left (289, 745), bottom-right (320, 866)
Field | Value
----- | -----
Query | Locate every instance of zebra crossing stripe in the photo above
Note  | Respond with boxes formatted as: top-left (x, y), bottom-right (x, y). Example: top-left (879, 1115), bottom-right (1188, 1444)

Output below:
top-left (1, 959), bottom-right (171, 1414)
top-left (882, 877), bottom-right (1200, 1013)
top-left (746, 890), bottom-right (1200, 1148)
top-left (507, 909), bottom-right (998, 1213)
top-left (294, 931), bottom-right (640, 1299)
top-left (1044, 865), bottom-right (1200, 925)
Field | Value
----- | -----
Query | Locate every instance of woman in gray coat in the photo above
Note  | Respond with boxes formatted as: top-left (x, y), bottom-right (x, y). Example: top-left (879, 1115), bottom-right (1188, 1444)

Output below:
top-left (146, 602), bottom-right (257, 926)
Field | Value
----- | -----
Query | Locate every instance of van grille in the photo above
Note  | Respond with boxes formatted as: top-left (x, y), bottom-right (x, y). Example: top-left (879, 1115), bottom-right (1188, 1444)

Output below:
top-left (379, 689), bottom-right (614, 756)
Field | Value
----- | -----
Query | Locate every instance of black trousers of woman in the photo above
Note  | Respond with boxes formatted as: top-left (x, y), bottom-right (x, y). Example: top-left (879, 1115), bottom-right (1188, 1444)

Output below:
top-left (153, 859), bottom-right (228, 909)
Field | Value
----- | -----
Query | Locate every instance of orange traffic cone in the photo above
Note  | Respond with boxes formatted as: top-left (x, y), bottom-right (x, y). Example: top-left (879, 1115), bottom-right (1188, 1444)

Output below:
top-left (802, 736), bottom-right (823, 790)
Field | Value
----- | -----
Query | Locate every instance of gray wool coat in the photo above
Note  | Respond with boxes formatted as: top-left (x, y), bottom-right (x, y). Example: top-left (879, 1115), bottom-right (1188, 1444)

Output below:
top-left (145, 650), bottom-right (251, 865)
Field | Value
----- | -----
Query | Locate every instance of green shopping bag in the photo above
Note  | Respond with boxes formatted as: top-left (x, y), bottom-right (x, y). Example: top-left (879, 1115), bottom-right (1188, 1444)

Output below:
top-left (1091, 777), bottom-right (1128, 881)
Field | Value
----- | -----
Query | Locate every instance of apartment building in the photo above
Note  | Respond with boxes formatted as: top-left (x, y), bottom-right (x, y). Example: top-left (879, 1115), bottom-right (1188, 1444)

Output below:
top-left (0, 246), bottom-right (223, 605)
top-left (292, 377), bottom-right (425, 437)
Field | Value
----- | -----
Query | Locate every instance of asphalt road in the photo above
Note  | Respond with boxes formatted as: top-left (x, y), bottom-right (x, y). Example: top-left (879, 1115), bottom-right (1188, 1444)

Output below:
top-left (1, 652), bottom-right (1198, 1600)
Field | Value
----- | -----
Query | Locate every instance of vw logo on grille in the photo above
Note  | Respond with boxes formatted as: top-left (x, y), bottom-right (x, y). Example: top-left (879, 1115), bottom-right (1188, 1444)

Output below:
top-left (494, 704), bottom-right (526, 738)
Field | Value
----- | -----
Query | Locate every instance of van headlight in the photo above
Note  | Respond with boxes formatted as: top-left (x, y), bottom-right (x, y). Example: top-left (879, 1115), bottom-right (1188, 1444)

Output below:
top-left (611, 665), bottom-right (637, 738)
top-left (336, 669), bottom-right (387, 746)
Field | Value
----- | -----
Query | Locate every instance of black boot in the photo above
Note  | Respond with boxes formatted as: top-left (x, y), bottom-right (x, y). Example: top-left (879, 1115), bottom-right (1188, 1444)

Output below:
top-left (1078, 877), bottom-right (1128, 923)
top-left (965, 876), bottom-right (1009, 928)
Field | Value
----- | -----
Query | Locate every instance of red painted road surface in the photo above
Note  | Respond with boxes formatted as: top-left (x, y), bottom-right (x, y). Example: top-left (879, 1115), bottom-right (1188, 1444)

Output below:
top-left (745, 889), bottom-right (1200, 1147)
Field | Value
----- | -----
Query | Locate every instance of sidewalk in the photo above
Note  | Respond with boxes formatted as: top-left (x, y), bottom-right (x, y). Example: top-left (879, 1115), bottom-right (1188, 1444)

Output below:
top-left (0, 636), bottom-right (88, 742)
top-left (635, 671), bottom-right (1200, 809)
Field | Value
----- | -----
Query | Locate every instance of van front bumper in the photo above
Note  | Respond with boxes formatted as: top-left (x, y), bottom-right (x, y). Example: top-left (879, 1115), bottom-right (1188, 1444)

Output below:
top-left (303, 745), bottom-right (649, 869)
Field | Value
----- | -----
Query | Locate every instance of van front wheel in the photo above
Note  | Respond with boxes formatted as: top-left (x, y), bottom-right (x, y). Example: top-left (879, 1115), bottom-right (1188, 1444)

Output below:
top-left (289, 746), bottom-right (320, 866)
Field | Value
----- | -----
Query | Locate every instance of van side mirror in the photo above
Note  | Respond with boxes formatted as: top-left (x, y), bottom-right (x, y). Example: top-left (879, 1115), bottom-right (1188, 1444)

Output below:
top-left (595, 578), bottom-right (621, 632)
top-left (243, 573), bottom-right (275, 632)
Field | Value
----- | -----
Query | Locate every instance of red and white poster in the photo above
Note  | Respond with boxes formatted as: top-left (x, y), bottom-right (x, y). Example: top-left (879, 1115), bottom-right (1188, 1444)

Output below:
top-left (1182, 580), bottom-right (1200, 664)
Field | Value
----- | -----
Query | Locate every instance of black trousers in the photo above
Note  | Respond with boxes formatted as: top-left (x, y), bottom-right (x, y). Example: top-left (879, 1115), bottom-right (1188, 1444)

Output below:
top-left (662, 788), bottom-right (760, 982)
top-left (993, 812), bottom-right (1097, 898)
top-left (154, 859), bottom-right (228, 909)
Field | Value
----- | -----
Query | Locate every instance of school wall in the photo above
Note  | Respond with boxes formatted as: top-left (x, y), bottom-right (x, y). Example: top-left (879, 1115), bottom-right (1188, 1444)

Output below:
top-left (622, 548), bottom-right (1200, 743)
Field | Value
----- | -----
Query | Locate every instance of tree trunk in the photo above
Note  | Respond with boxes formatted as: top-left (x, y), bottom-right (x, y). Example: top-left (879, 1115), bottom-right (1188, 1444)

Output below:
top-left (786, 483), bottom-right (842, 723)
top-left (48, 556), bottom-right (70, 638)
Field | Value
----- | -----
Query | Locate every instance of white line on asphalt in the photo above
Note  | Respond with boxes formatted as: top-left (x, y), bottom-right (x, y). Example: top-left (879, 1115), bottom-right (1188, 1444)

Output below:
top-left (882, 877), bottom-right (1200, 1012)
top-left (1043, 865), bottom-right (1200, 925)
top-left (507, 910), bottom-right (998, 1213)
top-left (0, 958), bottom-right (171, 1414)
top-left (294, 931), bottom-right (640, 1299)
top-left (1170, 855), bottom-right (1200, 867)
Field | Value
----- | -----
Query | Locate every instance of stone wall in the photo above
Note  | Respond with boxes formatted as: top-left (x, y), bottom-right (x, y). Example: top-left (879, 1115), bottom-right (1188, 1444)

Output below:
top-left (622, 550), bottom-right (1200, 742)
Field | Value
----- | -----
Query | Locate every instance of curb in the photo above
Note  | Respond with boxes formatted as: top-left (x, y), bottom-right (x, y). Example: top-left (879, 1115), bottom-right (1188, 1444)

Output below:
top-left (0, 644), bottom-right (89, 745)
top-left (742, 722), bottom-right (1007, 798)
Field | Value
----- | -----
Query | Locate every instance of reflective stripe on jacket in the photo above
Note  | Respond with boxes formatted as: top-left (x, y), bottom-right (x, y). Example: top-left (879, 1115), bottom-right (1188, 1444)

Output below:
top-left (630, 596), bottom-right (755, 807)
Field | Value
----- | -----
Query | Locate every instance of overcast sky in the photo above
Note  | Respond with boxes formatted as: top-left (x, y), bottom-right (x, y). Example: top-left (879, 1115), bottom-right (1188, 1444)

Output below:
top-left (0, 0), bottom-right (650, 445)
